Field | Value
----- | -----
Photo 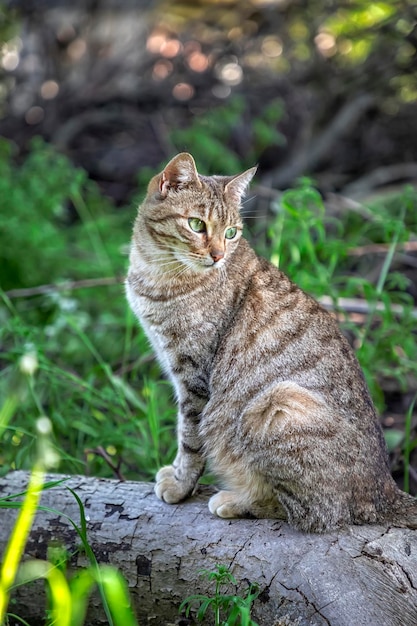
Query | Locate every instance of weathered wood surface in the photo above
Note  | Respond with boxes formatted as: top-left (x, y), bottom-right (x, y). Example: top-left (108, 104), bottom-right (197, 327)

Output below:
top-left (1, 471), bottom-right (417, 626)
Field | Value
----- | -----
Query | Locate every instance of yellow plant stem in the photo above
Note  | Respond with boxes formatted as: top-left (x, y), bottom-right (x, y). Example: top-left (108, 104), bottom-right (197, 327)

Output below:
top-left (0, 465), bottom-right (45, 623)
top-left (18, 560), bottom-right (71, 626)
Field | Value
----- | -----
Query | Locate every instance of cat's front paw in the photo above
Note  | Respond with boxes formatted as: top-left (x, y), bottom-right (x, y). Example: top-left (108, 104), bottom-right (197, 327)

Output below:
top-left (208, 490), bottom-right (244, 518)
top-left (154, 465), bottom-right (194, 504)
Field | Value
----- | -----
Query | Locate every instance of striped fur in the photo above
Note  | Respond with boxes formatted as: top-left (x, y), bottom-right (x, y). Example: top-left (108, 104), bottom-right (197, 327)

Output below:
top-left (126, 153), bottom-right (417, 532)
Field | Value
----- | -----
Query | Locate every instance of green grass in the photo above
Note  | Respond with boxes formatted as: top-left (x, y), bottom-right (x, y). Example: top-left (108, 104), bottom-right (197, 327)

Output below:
top-left (1, 135), bottom-right (416, 485)
top-left (0, 138), bottom-right (177, 479)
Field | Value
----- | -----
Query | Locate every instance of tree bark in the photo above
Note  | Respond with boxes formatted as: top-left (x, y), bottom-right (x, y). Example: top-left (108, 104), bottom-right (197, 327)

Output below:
top-left (1, 471), bottom-right (417, 626)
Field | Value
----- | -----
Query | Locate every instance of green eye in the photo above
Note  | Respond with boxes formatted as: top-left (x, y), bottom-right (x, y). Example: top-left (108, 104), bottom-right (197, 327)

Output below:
top-left (225, 226), bottom-right (237, 239)
top-left (188, 217), bottom-right (206, 233)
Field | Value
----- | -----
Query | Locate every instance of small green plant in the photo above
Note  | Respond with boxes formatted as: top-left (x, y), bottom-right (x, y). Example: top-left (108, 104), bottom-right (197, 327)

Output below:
top-left (180, 564), bottom-right (260, 626)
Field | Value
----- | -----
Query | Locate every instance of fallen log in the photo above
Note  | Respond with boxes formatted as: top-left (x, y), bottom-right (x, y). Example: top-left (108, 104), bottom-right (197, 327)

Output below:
top-left (1, 471), bottom-right (417, 626)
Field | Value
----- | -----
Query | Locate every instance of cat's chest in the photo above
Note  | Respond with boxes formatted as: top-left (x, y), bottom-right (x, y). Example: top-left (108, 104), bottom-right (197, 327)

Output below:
top-left (126, 278), bottom-right (223, 370)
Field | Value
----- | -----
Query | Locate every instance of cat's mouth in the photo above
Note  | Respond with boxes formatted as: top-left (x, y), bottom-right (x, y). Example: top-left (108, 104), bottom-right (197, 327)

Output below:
top-left (201, 257), bottom-right (225, 271)
top-left (190, 260), bottom-right (224, 273)
top-left (171, 251), bottom-right (224, 272)
top-left (209, 259), bottom-right (224, 269)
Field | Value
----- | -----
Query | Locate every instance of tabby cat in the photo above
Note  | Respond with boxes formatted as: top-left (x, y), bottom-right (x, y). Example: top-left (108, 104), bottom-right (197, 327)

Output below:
top-left (126, 153), bottom-right (417, 533)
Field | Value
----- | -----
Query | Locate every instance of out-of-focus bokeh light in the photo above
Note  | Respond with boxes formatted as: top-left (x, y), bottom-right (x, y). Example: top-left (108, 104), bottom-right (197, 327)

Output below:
top-left (147, 30), bottom-right (182, 58)
top-left (262, 36), bottom-right (283, 58)
top-left (315, 32), bottom-right (337, 57)
top-left (187, 51), bottom-right (210, 72)
top-left (1, 38), bottom-right (23, 71)
top-left (172, 82), bottom-right (194, 100)
top-left (147, 31), bottom-right (168, 54)
top-left (216, 60), bottom-right (243, 86)
top-left (40, 80), bottom-right (60, 100)
top-left (2, 49), bottom-right (19, 71)
top-left (212, 84), bottom-right (231, 99)
top-left (67, 38), bottom-right (87, 61)
top-left (152, 59), bottom-right (173, 80)
top-left (25, 106), bottom-right (44, 124)
top-left (161, 39), bottom-right (182, 58)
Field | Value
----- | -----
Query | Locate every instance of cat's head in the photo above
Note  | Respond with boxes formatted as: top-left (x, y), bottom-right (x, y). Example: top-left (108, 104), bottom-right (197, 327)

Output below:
top-left (138, 153), bottom-right (256, 274)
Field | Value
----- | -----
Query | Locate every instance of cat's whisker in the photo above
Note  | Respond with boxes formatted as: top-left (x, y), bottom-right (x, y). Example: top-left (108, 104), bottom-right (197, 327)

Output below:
top-left (148, 249), bottom-right (210, 276)
top-left (155, 245), bottom-right (203, 262)
top-left (156, 262), bottom-right (184, 271)
top-left (240, 210), bottom-right (262, 218)
top-left (159, 262), bottom-right (188, 275)
top-left (149, 252), bottom-right (176, 261)
top-left (156, 260), bottom-right (178, 266)
top-left (168, 264), bottom-right (194, 279)
top-left (146, 240), bottom-right (211, 267)
top-left (152, 252), bottom-right (179, 261)
top-left (241, 213), bottom-right (262, 219)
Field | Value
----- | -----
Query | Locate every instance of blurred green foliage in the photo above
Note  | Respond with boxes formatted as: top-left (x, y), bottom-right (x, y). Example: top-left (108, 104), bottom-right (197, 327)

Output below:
top-left (171, 96), bottom-right (285, 174)
top-left (0, 138), bottom-right (176, 479)
top-left (1, 132), bottom-right (416, 487)
top-left (0, 138), bottom-right (123, 292)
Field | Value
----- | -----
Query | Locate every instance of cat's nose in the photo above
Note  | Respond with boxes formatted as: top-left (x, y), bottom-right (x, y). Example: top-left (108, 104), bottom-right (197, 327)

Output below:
top-left (210, 250), bottom-right (224, 263)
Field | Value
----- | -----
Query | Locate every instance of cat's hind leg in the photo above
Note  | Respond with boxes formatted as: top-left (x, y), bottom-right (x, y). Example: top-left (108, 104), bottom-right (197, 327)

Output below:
top-left (204, 380), bottom-right (337, 525)
top-left (214, 380), bottom-right (353, 531)
top-left (209, 490), bottom-right (250, 518)
top-left (208, 490), bottom-right (286, 519)
top-left (208, 476), bottom-right (286, 519)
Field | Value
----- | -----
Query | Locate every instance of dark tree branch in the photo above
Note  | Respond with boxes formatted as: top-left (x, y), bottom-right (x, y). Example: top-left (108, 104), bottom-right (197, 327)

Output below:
top-left (265, 94), bottom-right (375, 189)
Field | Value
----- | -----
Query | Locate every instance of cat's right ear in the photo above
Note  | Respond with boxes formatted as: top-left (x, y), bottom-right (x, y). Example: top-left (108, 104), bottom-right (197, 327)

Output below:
top-left (158, 153), bottom-right (202, 198)
top-left (224, 166), bottom-right (257, 204)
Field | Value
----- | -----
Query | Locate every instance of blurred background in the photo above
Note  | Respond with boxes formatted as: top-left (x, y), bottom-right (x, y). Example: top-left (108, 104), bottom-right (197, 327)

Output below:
top-left (1, 0), bottom-right (417, 490)
top-left (2, 0), bottom-right (417, 201)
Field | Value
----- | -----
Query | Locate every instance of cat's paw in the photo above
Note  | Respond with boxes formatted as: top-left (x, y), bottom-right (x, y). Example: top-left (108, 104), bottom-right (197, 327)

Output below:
top-left (154, 465), bottom-right (193, 504)
top-left (208, 490), bottom-right (244, 518)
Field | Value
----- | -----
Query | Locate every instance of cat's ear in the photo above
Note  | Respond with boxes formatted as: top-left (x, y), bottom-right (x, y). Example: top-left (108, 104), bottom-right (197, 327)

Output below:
top-left (159, 153), bottom-right (201, 198)
top-left (224, 166), bottom-right (257, 204)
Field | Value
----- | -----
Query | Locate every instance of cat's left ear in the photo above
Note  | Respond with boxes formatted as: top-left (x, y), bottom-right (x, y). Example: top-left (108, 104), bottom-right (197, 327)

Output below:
top-left (224, 166), bottom-right (257, 204)
top-left (159, 153), bottom-right (202, 198)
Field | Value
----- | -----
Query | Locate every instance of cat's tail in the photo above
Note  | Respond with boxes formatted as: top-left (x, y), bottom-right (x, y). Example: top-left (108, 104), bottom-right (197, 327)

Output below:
top-left (383, 490), bottom-right (417, 529)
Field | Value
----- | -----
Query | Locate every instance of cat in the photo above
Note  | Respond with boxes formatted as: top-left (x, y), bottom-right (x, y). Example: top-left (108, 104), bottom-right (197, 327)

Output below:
top-left (126, 152), bottom-right (417, 533)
